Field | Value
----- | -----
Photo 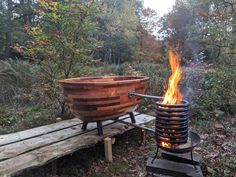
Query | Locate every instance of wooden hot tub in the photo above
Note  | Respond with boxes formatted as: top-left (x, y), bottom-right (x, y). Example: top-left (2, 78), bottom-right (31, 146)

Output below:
top-left (58, 76), bottom-right (149, 123)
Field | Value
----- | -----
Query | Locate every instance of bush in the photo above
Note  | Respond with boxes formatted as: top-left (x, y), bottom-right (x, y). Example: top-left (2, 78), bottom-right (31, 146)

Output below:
top-left (0, 59), bottom-right (39, 102)
top-left (133, 61), bottom-right (169, 96)
top-left (193, 65), bottom-right (236, 120)
top-left (79, 61), bottom-right (170, 97)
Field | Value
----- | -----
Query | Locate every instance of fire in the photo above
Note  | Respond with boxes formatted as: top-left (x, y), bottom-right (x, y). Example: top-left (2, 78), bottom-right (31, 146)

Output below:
top-left (160, 48), bottom-right (183, 148)
top-left (161, 141), bottom-right (171, 148)
top-left (162, 48), bottom-right (182, 104)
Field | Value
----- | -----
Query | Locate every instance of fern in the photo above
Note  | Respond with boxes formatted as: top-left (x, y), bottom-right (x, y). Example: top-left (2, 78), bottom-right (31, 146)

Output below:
top-left (0, 59), bottom-right (38, 101)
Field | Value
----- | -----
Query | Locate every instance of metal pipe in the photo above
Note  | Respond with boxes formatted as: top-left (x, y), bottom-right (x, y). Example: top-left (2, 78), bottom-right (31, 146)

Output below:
top-left (128, 90), bottom-right (162, 100)
top-left (128, 90), bottom-right (189, 107)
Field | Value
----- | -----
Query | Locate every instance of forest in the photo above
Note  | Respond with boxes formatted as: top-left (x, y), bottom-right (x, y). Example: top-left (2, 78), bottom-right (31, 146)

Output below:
top-left (0, 0), bottom-right (236, 177)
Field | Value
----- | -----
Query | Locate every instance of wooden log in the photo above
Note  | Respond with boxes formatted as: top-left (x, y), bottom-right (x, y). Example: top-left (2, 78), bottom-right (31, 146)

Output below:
top-left (141, 129), bottom-right (147, 146)
top-left (0, 124), bottom-right (86, 161)
top-left (0, 113), bottom-right (155, 176)
top-left (0, 118), bottom-right (81, 147)
top-left (0, 113), bottom-right (142, 161)
top-left (104, 137), bottom-right (113, 162)
top-left (0, 135), bottom-right (98, 176)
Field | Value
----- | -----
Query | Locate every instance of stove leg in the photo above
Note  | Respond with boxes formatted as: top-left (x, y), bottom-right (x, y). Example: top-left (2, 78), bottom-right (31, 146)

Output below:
top-left (97, 121), bottom-right (103, 136)
top-left (128, 112), bottom-right (136, 123)
top-left (191, 151), bottom-right (197, 170)
top-left (151, 148), bottom-right (159, 164)
top-left (82, 122), bottom-right (88, 130)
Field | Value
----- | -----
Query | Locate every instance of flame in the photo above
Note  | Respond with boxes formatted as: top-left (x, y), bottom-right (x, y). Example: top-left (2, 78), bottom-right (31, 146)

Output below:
top-left (161, 141), bottom-right (172, 148)
top-left (162, 48), bottom-right (182, 104)
top-left (160, 48), bottom-right (183, 148)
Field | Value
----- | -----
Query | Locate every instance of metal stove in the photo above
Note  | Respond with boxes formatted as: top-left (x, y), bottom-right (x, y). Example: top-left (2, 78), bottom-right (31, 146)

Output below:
top-left (129, 91), bottom-right (203, 177)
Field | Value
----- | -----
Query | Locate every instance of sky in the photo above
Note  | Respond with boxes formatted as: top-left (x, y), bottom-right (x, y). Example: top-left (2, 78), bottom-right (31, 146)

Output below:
top-left (144, 0), bottom-right (176, 17)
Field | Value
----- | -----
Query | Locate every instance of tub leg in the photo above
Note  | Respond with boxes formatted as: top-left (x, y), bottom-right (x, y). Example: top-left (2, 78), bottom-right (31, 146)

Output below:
top-left (128, 112), bottom-right (136, 123)
top-left (97, 121), bottom-right (103, 136)
top-left (82, 122), bottom-right (88, 130)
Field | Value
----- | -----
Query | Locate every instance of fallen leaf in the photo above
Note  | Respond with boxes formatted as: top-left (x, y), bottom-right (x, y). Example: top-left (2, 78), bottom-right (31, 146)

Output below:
top-left (201, 134), bottom-right (209, 140)
top-left (122, 157), bottom-right (128, 162)
top-left (214, 123), bottom-right (224, 130)
top-left (207, 167), bottom-right (215, 174)
top-left (216, 135), bottom-right (225, 139)
top-left (205, 152), bottom-right (219, 159)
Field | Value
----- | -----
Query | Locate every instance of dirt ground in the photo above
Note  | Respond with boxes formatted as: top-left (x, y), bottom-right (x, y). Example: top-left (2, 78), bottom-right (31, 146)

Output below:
top-left (15, 115), bottom-right (236, 177)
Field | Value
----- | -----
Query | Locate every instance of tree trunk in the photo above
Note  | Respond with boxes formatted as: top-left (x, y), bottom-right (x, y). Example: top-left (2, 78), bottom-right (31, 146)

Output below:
top-left (24, 15), bottom-right (30, 26)
top-left (4, 0), bottom-right (13, 59)
top-left (113, 48), bottom-right (116, 64)
top-left (104, 50), bottom-right (108, 64)
top-left (109, 48), bottom-right (111, 64)
top-left (4, 32), bottom-right (12, 59)
top-left (119, 50), bottom-right (121, 64)
top-left (60, 101), bottom-right (66, 117)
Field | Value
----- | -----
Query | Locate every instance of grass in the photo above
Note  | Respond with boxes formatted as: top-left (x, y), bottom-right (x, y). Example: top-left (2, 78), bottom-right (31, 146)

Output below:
top-left (0, 59), bottom-right (38, 101)
top-left (0, 103), bottom-right (57, 134)
top-left (191, 119), bottom-right (210, 128)
top-left (226, 160), bottom-right (236, 171)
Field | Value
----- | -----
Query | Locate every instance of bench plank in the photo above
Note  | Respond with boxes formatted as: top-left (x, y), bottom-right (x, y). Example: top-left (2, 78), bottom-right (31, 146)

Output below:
top-left (0, 113), bottom-right (155, 176)
top-left (0, 119), bottom-right (81, 147)
top-left (0, 135), bottom-right (98, 176)
top-left (0, 113), bottom-right (139, 160)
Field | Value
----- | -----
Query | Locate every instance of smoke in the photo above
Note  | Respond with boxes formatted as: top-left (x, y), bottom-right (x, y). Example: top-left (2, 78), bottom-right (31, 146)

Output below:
top-left (180, 41), bottom-right (207, 104)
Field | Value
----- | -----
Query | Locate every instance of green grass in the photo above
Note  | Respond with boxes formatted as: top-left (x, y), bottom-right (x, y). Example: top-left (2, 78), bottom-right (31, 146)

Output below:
top-left (191, 119), bottom-right (210, 128)
top-left (90, 174), bottom-right (105, 177)
top-left (0, 59), bottom-right (39, 101)
top-left (109, 160), bottom-right (129, 173)
top-left (0, 103), bottom-right (57, 134)
top-left (226, 160), bottom-right (236, 170)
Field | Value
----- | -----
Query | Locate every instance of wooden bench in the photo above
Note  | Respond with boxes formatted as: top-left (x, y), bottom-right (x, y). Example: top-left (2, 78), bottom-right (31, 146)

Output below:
top-left (0, 112), bottom-right (155, 177)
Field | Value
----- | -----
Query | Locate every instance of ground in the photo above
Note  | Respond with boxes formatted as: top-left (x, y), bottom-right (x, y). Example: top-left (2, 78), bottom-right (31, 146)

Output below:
top-left (15, 116), bottom-right (236, 177)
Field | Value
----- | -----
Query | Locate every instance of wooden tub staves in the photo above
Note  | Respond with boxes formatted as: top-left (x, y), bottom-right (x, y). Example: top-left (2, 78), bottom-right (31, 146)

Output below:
top-left (58, 76), bottom-right (149, 130)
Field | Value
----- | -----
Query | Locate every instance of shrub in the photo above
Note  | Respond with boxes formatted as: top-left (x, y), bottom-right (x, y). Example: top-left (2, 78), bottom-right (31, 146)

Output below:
top-left (90, 61), bottom-right (170, 97)
top-left (133, 61), bottom-right (169, 96)
top-left (0, 59), bottom-right (39, 102)
top-left (193, 65), bottom-right (236, 120)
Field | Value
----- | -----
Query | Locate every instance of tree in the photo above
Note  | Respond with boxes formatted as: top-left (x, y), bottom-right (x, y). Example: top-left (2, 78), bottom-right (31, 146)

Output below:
top-left (0, 0), bottom-right (36, 59)
top-left (0, 0), bottom-right (14, 58)
top-left (26, 0), bottom-right (99, 115)
top-left (139, 8), bottom-right (164, 61)
top-left (158, 0), bottom-right (236, 64)
top-left (94, 0), bottom-right (142, 64)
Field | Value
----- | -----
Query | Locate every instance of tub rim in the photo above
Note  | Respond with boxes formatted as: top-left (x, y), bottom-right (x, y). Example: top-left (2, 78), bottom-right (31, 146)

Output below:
top-left (58, 75), bottom-right (150, 86)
